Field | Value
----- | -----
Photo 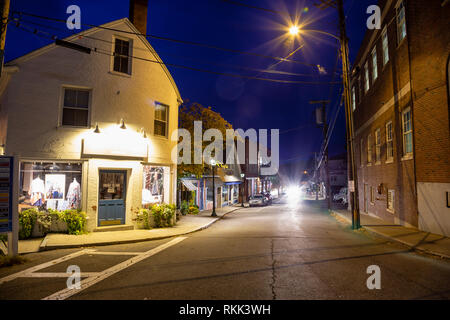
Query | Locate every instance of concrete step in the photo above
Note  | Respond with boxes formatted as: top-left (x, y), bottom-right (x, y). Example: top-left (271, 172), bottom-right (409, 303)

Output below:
top-left (93, 224), bottom-right (134, 232)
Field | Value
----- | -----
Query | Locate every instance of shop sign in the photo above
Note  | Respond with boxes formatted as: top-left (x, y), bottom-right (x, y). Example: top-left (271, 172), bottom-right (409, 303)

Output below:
top-left (82, 137), bottom-right (147, 158)
top-left (0, 156), bottom-right (13, 232)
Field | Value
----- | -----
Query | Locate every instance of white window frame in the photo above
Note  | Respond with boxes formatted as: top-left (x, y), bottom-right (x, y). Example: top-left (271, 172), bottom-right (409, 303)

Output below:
top-left (371, 47), bottom-right (378, 82)
top-left (154, 102), bottom-right (169, 138)
top-left (367, 133), bottom-right (372, 165)
top-left (364, 61), bottom-right (370, 93)
top-left (382, 27), bottom-right (389, 66)
top-left (110, 35), bottom-right (133, 76)
top-left (60, 86), bottom-right (92, 128)
top-left (386, 121), bottom-right (394, 162)
top-left (375, 128), bottom-right (381, 164)
top-left (402, 107), bottom-right (413, 157)
top-left (387, 189), bottom-right (395, 213)
top-left (396, 1), bottom-right (407, 45)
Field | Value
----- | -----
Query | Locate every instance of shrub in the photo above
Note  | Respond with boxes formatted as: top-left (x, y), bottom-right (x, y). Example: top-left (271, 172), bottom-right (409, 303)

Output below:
top-left (151, 203), bottom-right (176, 228)
top-left (36, 211), bottom-right (53, 235)
top-left (61, 209), bottom-right (87, 235)
top-left (19, 208), bottom-right (38, 239)
top-left (188, 205), bottom-right (199, 215)
top-left (136, 208), bottom-right (151, 229)
top-left (180, 200), bottom-right (189, 216)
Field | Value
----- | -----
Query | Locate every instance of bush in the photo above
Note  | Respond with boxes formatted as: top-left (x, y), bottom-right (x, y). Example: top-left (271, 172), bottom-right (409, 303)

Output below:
top-left (19, 208), bottom-right (38, 239)
top-left (188, 205), bottom-right (199, 215)
top-left (180, 201), bottom-right (189, 216)
top-left (61, 209), bottom-right (87, 235)
top-left (136, 208), bottom-right (151, 229)
top-left (151, 204), bottom-right (176, 228)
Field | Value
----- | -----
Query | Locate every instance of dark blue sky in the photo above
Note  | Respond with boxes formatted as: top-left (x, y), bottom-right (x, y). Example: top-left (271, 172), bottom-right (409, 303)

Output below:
top-left (6, 0), bottom-right (373, 164)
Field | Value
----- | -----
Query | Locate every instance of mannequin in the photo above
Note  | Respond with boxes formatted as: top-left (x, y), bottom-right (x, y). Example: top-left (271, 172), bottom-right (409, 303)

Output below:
top-left (66, 177), bottom-right (81, 209)
top-left (29, 176), bottom-right (45, 206)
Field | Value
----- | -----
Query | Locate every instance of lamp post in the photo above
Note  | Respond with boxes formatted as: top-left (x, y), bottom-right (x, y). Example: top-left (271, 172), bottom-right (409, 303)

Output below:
top-left (288, 12), bottom-right (361, 229)
top-left (240, 173), bottom-right (245, 207)
top-left (210, 159), bottom-right (217, 217)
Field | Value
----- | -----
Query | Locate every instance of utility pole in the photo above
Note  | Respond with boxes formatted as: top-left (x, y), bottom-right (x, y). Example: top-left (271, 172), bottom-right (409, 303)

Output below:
top-left (315, 0), bottom-right (360, 228)
top-left (311, 100), bottom-right (332, 210)
top-left (0, 0), bottom-right (10, 77)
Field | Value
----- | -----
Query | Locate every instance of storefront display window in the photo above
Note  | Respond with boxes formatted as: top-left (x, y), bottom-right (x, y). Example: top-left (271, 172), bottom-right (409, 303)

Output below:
top-left (142, 165), bottom-right (170, 206)
top-left (19, 162), bottom-right (82, 212)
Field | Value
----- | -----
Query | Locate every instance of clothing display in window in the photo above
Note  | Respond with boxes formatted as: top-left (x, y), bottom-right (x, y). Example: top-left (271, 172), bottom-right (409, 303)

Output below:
top-left (29, 177), bottom-right (45, 206)
top-left (66, 178), bottom-right (81, 209)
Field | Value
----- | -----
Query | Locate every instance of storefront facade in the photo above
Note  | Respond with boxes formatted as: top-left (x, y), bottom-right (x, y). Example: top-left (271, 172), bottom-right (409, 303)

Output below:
top-left (1, 19), bottom-right (181, 231)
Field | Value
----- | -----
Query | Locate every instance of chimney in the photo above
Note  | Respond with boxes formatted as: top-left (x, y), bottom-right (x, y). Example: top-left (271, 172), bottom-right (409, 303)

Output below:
top-left (129, 0), bottom-right (148, 35)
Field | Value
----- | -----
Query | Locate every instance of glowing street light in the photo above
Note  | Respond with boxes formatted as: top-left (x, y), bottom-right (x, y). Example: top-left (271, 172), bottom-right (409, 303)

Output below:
top-left (210, 159), bottom-right (217, 217)
top-left (289, 25), bottom-right (300, 36)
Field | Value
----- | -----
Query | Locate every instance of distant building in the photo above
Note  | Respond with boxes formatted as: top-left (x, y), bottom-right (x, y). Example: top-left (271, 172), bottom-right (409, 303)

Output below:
top-left (320, 153), bottom-right (347, 195)
top-left (351, 0), bottom-right (450, 235)
top-left (0, 11), bottom-right (182, 231)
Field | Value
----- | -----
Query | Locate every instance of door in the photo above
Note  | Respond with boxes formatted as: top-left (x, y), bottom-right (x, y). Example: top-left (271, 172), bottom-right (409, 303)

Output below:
top-left (98, 170), bottom-right (126, 226)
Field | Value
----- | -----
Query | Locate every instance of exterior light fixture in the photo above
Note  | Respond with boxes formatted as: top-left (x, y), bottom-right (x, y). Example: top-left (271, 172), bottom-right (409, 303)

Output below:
top-left (93, 122), bottom-right (100, 133)
top-left (289, 25), bottom-right (300, 36)
top-left (141, 128), bottom-right (147, 138)
top-left (120, 119), bottom-right (126, 130)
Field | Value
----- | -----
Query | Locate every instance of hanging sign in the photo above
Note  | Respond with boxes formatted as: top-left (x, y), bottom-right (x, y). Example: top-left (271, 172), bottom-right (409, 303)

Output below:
top-left (0, 156), bottom-right (13, 232)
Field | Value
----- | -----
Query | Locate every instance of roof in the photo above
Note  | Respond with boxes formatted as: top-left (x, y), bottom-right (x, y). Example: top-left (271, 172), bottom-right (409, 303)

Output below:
top-left (6, 18), bottom-right (182, 102)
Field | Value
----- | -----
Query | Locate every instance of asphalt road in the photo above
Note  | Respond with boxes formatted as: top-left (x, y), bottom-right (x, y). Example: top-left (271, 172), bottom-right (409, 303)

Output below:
top-left (1, 198), bottom-right (449, 300)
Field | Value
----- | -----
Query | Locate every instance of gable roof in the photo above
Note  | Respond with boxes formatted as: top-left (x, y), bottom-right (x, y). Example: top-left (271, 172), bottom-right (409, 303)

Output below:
top-left (6, 18), bottom-right (182, 102)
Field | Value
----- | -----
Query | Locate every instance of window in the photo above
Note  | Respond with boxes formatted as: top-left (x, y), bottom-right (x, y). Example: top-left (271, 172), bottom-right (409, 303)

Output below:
top-left (142, 166), bottom-right (170, 206)
top-left (364, 61), bottom-right (370, 92)
top-left (370, 186), bottom-right (375, 204)
top-left (62, 88), bottom-right (90, 127)
top-left (113, 38), bottom-right (131, 74)
top-left (382, 27), bottom-right (389, 66)
top-left (402, 108), bottom-right (413, 156)
top-left (386, 121), bottom-right (394, 161)
top-left (371, 48), bottom-right (378, 82)
top-left (352, 86), bottom-right (356, 111)
top-left (396, 1), bottom-right (407, 44)
top-left (360, 139), bottom-right (364, 166)
top-left (367, 134), bottom-right (372, 164)
top-left (387, 189), bottom-right (395, 212)
top-left (154, 102), bottom-right (168, 137)
top-left (375, 128), bottom-right (381, 163)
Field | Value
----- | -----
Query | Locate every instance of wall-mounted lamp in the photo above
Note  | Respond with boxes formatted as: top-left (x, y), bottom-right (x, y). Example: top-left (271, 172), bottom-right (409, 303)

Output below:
top-left (93, 122), bottom-right (101, 133)
top-left (120, 119), bottom-right (126, 130)
top-left (141, 128), bottom-right (147, 138)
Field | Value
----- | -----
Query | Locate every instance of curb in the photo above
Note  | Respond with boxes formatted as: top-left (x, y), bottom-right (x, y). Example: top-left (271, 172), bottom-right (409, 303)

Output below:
top-left (331, 210), bottom-right (450, 260)
top-left (39, 206), bottom-right (243, 251)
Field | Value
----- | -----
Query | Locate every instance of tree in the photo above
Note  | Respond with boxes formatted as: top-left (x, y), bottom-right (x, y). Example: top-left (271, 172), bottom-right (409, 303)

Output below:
top-left (177, 101), bottom-right (233, 177)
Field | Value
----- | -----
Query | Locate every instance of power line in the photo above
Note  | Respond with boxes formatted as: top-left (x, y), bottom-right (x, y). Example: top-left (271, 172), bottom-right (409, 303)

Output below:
top-left (12, 21), bottom-right (341, 85)
top-left (11, 10), bottom-right (319, 68)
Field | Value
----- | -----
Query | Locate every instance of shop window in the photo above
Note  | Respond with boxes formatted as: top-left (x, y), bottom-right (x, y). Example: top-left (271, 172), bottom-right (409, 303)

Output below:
top-left (142, 165), bottom-right (170, 206)
top-left (113, 38), bottom-right (132, 74)
top-left (19, 162), bottom-right (82, 212)
top-left (154, 102), bottom-right (168, 137)
top-left (62, 88), bottom-right (90, 127)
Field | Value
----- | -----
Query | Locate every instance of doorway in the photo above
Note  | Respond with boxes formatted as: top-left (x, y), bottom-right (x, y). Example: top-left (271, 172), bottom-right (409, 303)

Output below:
top-left (98, 170), bottom-right (126, 226)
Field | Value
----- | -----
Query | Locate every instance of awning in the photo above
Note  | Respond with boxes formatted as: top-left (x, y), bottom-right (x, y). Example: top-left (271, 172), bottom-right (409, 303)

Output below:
top-left (181, 180), bottom-right (197, 191)
top-left (224, 181), bottom-right (242, 185)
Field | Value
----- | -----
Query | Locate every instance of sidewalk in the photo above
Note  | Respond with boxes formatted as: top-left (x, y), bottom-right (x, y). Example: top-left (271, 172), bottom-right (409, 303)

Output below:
top-left (332, 209), bottom-right (450, 259)
top-left (1, 205), bottom-right (242, 254)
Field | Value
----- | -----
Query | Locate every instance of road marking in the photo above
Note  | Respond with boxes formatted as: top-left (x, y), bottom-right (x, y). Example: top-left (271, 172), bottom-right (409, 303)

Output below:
top-left (0, 249), bottom-right (93, 285)
top-left (84, 251), bottom-right (142, 256)
top-left (22, 272), bottom-right (101, 278)
top-left (42, 236), bottom-right (187, 300)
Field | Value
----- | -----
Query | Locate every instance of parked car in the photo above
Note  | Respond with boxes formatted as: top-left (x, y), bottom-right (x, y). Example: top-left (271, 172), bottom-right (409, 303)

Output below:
top-left (262, 192), bottom-right (273, 205)
top-left (333, 187), bottom-right (348, 205)
top-left (249, 194), bottom-right (267, 206)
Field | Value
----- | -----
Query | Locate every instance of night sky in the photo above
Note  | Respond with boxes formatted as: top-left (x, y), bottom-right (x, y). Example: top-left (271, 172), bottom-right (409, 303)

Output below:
top-left (6, 0), bottom-right (373, 165)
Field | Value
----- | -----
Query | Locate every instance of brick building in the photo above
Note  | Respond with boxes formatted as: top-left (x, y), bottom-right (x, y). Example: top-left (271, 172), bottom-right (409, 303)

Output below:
top-left (351, 0), bottom-right (450, 236)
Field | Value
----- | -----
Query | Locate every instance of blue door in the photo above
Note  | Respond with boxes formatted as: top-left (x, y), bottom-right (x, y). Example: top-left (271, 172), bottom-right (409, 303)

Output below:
top-left (98, 170), bottom-right (126, 226)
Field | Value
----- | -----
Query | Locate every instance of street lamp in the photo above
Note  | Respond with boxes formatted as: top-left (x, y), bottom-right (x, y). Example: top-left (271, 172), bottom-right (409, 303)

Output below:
top-left (210, 159), bottom-right (217, 217)
top-left (286, 11), bottom-right (361, 229)
top-left (240, 173), bottom-right (245, 207)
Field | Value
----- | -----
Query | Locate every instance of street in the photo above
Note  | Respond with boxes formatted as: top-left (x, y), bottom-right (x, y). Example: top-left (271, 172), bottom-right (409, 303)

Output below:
top-left (1, 199), bottom-right (449, 300)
